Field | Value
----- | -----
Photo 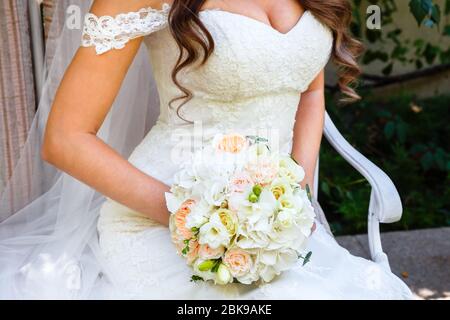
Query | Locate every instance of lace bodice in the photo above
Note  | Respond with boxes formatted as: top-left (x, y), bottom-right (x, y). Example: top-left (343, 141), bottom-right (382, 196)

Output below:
top-left (82, 3), bottom-right (333, 185)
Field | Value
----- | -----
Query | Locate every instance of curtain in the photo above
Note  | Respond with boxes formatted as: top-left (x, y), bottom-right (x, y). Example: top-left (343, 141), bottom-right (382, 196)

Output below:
top-left (43, 0), bottom-right (55, 40)
top-left (0, 0), bottom-right (36, 194)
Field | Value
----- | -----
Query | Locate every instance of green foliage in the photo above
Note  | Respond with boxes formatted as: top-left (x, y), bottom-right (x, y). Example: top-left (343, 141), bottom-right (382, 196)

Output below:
top-left (409, 0), bottom-right (441, 26)
top-left (353, 0), bottom-right (450, 76)
top-left (320, 93), bottom-right (450, 235)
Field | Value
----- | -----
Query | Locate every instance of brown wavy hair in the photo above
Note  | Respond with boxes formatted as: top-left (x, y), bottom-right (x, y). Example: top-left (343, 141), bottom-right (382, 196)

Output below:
top-left (168, 0), bottom-right (363, 119)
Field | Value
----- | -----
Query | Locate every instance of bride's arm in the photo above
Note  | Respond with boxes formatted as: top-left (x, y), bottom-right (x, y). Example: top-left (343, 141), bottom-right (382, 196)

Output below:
top-left (42, 0), bottom-right (171, 226)
top-left (291, 70), bottom-right (326, 197)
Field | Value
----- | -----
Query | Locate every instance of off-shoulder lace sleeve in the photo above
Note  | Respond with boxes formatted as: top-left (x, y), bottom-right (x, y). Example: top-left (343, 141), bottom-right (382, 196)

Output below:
top-left (81, 3), bottom-right (170, 55)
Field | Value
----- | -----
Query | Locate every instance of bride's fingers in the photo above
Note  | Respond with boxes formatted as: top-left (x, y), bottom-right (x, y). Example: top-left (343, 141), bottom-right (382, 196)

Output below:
top-left (311, 222), bottom-right (317, 233)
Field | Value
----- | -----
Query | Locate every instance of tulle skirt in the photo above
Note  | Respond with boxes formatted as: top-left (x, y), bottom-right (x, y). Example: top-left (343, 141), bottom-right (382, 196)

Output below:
top-left (94, 200), bottom-right (413, 300)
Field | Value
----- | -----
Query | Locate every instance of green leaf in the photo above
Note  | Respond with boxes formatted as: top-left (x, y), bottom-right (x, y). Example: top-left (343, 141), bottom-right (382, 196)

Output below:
top-left (382, 63), bottom-right (394, 76)
top-left (321, 182), bottom-right (330, 196)
top-left (415, 59), bottom-right (424, 69)
top-left (190, 275), bottom-right (204, 282)
top-left (211, 260), bottom-right (221, 273)
top-left (423, 44), bottom-right (439, 64)
top-left (305, 184), bottom-right (313, 201)
top-left (440, 48), bottom-right (450, 63)
top-left (301, 251), bottom-right (313, 266)
top-left (443, 25), bottom-right (450, 36)
top-left (420, 151), bottom-right (434, 171)
top-left (384, 121), bottom-right (396, 139)
top-left (410, 0), bottom-right (428, 26)
top-left (362, 50), bottom-right (389, 64)
top-left (366, 29), bottom-right (382, 43)
top-left (391, 46), bottom-right (408, 60)
top-left (430, 4), bottom-right (441, 25)
top-left (396, 123), bottom-right (408, 144)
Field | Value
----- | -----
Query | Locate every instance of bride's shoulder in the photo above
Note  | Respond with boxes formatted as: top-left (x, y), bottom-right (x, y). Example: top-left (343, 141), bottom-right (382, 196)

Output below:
top-left (82, 0), bottom-right (173, 55)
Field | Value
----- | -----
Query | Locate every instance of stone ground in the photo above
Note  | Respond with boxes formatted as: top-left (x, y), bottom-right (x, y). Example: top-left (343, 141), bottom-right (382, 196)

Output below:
top-left (336, 227), bottom-right (450, 300)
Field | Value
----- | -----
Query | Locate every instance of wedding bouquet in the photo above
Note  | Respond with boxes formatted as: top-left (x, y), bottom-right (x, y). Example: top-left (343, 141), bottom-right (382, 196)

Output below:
top-left (166, 134), bottom-right (316, 285)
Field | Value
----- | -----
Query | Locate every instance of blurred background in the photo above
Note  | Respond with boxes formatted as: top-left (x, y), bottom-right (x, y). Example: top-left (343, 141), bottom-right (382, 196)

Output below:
top-left (0, 0), bottom-right (448, 299)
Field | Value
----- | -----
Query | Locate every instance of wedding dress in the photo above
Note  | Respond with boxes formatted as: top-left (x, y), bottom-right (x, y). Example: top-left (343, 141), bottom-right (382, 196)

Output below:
top-left (78, 4), bottom-right (413, 299)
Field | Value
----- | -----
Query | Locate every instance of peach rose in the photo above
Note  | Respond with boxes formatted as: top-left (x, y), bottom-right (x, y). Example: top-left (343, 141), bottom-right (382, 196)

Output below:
top-left (186, 240), bottom-right (200, 265)
top-left (230, 172), bottom-right (254, 193)
top-left (215, 134), bottom-right (248, 154)
top-left (173, 235), bottom-right (199, 265)
top-left (174, 199), bottom-right (196, 240)
top-left (198, 244), bottom-right (225, 260)
top-left (223, 248), bottom-right (253, 277)
top-left (246, 161), bottom-right (278, 186)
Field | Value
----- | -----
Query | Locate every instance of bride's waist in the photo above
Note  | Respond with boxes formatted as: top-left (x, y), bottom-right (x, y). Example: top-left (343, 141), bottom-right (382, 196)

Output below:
top-left (159, 92), bottom-right (300, 126)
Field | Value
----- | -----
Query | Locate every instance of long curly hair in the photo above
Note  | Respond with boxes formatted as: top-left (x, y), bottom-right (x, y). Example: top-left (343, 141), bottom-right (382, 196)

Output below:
top-left (168, 0), bottom-right (364, 119)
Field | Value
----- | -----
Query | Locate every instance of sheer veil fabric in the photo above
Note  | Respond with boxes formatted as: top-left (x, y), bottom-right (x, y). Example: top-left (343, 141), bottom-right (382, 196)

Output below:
top-left (0, 0), bottom-right (161, 298)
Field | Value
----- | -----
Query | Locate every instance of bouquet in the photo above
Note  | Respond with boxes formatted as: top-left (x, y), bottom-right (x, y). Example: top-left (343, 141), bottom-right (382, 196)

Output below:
top-left (166, 134), bottom-right (316, 285)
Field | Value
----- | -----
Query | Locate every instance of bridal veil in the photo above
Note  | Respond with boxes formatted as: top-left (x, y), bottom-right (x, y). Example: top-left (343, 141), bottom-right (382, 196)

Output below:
top-left (0, 0), bottom-right (161, 298)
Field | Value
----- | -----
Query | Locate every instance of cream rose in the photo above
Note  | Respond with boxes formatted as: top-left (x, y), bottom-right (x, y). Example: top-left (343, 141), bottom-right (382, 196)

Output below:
top-left (223, 248), bottom-right (253, 277)
top-left (216, 208), bottom-right (238, 236)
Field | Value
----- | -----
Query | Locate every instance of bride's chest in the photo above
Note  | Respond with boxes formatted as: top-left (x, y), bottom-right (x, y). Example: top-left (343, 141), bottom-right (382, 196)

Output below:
top-left (145, 10), bottom-right (333, 100)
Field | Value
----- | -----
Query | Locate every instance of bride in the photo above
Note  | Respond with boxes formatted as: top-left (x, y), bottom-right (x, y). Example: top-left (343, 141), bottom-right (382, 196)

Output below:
top-left (0, 0), bottom-right (412, 299)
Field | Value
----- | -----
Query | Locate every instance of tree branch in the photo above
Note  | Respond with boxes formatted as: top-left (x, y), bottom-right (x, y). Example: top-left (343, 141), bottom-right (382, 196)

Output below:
top-left (326, 63), bottom-right (450, 93)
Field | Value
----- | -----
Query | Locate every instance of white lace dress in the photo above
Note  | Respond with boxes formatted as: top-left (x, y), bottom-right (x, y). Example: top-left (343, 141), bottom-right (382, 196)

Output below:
top-left (82, 4), bottom-right (413, 299)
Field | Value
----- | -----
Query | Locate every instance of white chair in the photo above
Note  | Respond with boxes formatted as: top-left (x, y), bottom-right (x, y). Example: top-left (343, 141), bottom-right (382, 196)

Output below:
top-left (320, 113), bottom-right (403, 271)
top-left (28, 0), bottom-right (403, 272)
